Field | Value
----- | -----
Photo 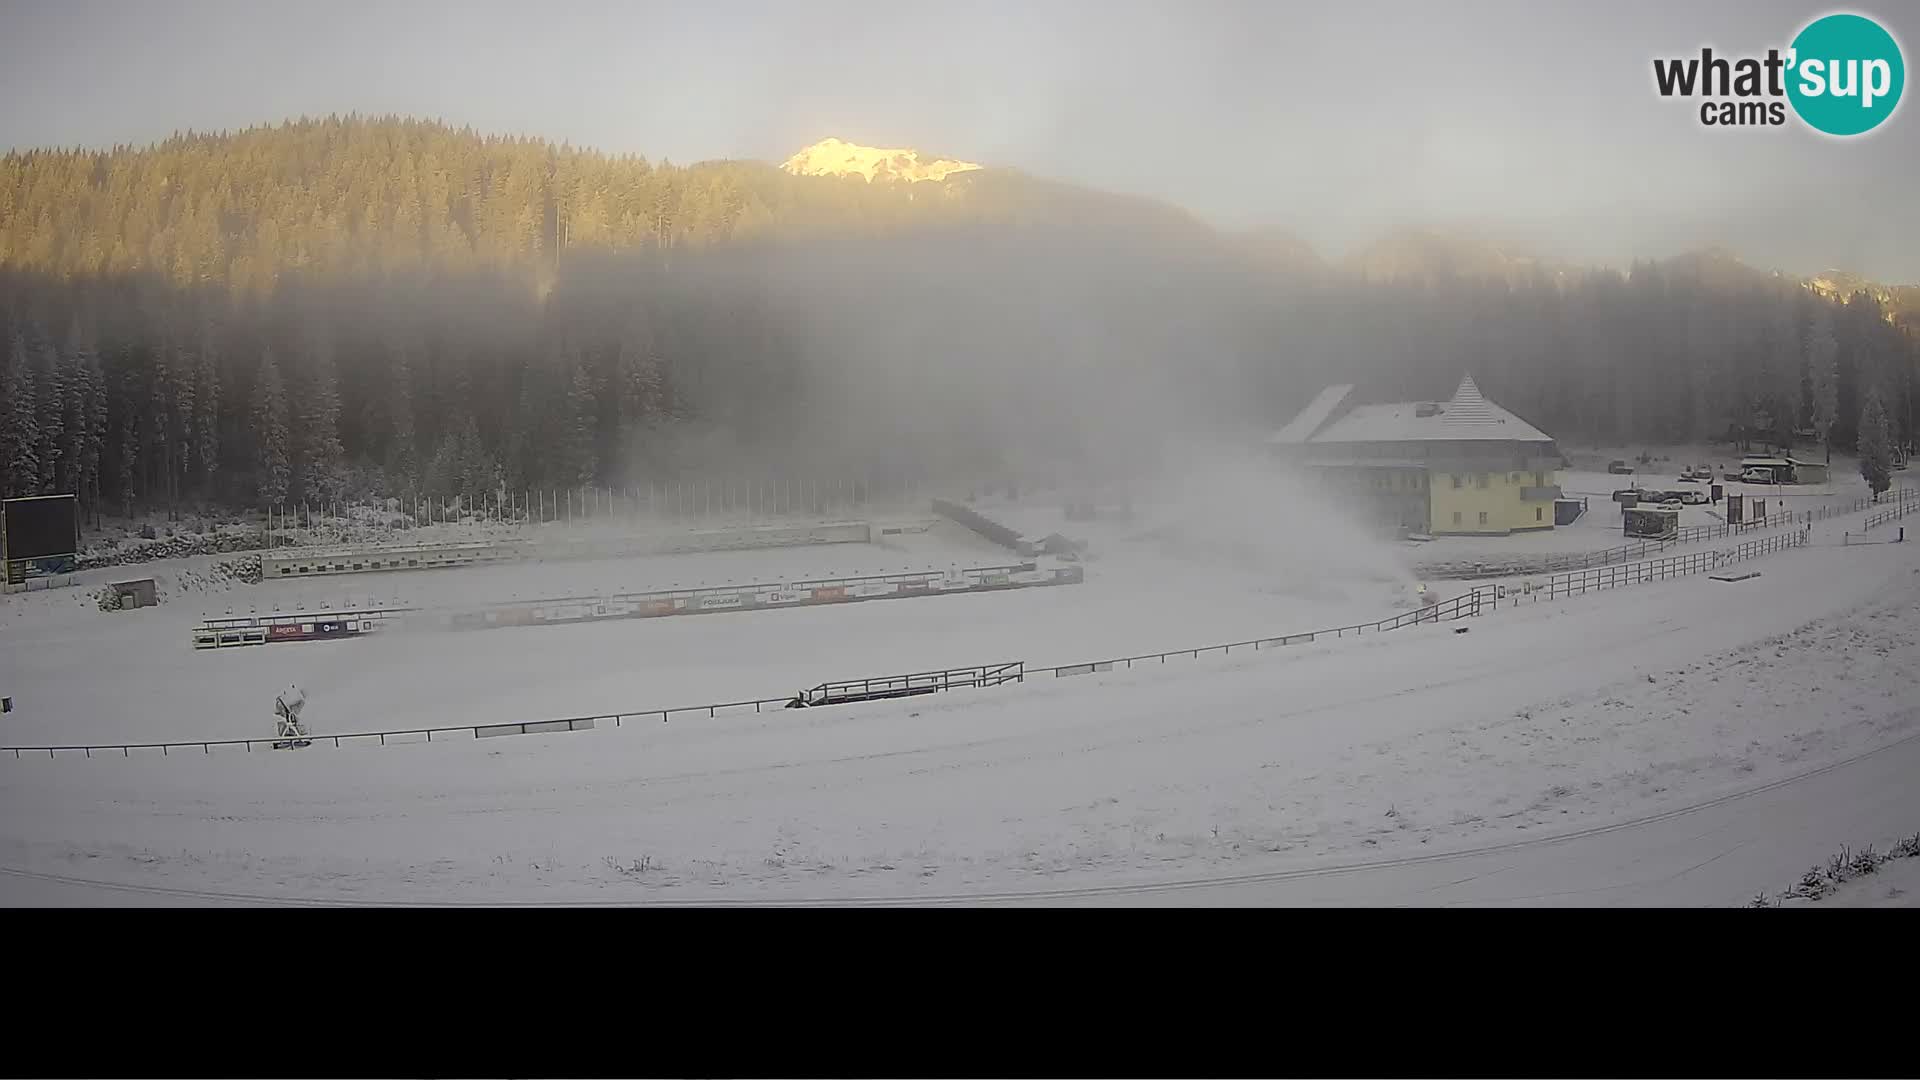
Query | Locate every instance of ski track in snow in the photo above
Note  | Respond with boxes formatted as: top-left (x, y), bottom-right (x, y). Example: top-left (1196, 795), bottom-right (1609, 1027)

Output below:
top-left (2, 503), bottom-right (1918, 904)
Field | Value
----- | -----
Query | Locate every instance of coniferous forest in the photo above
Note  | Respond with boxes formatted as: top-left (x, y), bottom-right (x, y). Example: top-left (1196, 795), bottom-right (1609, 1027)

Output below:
top-left (1, 115), bottom-right (1915, 521)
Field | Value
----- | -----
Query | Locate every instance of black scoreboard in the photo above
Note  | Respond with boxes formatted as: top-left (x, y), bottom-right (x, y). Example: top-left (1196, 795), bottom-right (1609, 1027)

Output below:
top-left (2, 494), bottom-right (80, 582)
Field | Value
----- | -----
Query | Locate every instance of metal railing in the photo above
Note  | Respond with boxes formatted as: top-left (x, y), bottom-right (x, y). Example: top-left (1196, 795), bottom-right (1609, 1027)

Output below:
top-left (1028, 587), bottom-right (1489, 677)
top-left (1513, 529), bottom-right (1806, 602)
top-left (1859, 490), bottom-right (1920, 534)
top-left (198, 605), bottom-right (417, 632)
top-left (6, 694), bottom-right (814, 759)
top-left (796, 662), bottom-right (1026, 706)
top-left (0, 502), bottom-right (1824, 761)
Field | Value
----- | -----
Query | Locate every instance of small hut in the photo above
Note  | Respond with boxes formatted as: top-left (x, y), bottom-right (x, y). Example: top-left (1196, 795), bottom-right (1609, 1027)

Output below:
top-left (1623, 506), bottom-right (1680, 539)
top-left (107, 578), bottom-right (158, 610)
top-left (1787, 458), bottom-right (1829, 484)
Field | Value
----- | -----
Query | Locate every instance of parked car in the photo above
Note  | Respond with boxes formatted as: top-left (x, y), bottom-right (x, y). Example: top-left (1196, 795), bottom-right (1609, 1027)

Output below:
top-left (1679, 490), bottom-right (1709, 505)
top-left (1608, 460), bottom-right (1634, 475)
top-left (1741, 467), bottom-right (1775, 484)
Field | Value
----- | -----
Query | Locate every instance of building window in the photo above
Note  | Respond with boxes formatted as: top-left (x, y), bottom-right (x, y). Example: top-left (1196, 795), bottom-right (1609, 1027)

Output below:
top-left (1479, 473), bottom-right (1490, 488)
top-left (1534, 471), bottom-right (1544, 487)
top-left (1510, 472), bottom-right (1520, 484)
top-left (1536, 507), bottom-right (1543, 522)
top-left (1452, 474), bottom-right (1462, 489)
top-left (1478, 511), bottom-right (1489, 525)
top-left (1453, 511), bottom-right (1462, 525)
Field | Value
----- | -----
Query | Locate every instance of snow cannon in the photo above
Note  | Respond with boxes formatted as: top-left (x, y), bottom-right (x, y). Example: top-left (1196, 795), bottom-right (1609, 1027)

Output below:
top-left (272, 685), bottom-right (311, 750)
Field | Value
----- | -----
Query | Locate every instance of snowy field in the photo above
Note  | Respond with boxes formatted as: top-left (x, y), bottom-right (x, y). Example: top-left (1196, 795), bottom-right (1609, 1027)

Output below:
top-left (3, 495), bottom-right (1916, 905)
top-left (0, 515), bottom-right (1416, 746)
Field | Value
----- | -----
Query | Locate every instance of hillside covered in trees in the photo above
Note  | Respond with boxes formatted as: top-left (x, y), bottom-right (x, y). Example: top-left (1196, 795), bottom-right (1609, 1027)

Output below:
top-left (0, 116), bottom-right (1206, 293)
top-left (1, 116), bottom-right (1915, 520)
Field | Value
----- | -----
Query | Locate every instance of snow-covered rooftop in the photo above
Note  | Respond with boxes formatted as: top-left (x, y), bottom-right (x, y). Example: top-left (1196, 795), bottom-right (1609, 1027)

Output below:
top-left (1300, 374), bottom-right (1554, 445)
top-left (1269, 384), bottom-right (1353, 444)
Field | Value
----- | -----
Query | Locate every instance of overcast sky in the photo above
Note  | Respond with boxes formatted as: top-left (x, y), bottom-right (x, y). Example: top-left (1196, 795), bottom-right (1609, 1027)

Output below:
top-left (4, 0), bottom-right (1917, 280)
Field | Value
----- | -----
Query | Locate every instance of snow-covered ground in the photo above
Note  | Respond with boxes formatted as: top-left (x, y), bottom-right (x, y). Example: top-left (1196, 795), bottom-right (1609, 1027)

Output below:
top-left (1803, 853), bottom-right (1920, 908)
top-left (2, 497), bottom-right (1915, 905)
top-left (0, 518), bottom-right (1415, 745)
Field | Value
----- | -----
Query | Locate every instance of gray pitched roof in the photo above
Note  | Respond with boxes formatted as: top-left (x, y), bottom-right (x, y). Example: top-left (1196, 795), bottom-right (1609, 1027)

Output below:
top-left (1441, 373), bottom-right (1497, 426)
top-left (1268, 383), bottom-right (1354, 444)
top-left (1301, 374), bottom-right (1554, 444)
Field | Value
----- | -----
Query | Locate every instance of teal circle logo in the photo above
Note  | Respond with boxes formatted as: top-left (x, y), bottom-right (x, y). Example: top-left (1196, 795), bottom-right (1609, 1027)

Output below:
top-left (1787, 13), bottom-right (1905, 136)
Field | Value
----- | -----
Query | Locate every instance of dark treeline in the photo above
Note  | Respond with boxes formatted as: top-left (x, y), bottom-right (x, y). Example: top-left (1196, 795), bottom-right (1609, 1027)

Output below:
top-left (1, 117), bottom-right (1915, 519)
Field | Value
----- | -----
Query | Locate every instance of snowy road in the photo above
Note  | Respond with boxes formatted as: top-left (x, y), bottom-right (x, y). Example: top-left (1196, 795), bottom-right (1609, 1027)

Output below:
top-left (4, 511), bottom-right (1917, 906)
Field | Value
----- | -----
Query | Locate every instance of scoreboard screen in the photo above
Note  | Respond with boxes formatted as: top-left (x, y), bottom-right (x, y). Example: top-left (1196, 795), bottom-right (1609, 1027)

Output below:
top-left (2, 494), bottom-right (80, 561)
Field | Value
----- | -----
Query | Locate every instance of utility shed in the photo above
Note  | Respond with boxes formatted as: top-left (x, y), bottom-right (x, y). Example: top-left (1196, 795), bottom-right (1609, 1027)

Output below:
top-left (1623, 506), bottom-right (1680, 539)
top-left (1788, 459), bottom-right (1829, 484)
top-left (108, 578), bottom-right (158, 609)
top-left (1741, 457), bottom-right (1795, 483)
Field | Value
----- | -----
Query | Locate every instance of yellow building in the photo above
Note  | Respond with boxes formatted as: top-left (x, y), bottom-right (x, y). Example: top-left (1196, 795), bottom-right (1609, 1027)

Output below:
top-left (1270, 374), bottom-right (1563, 535)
